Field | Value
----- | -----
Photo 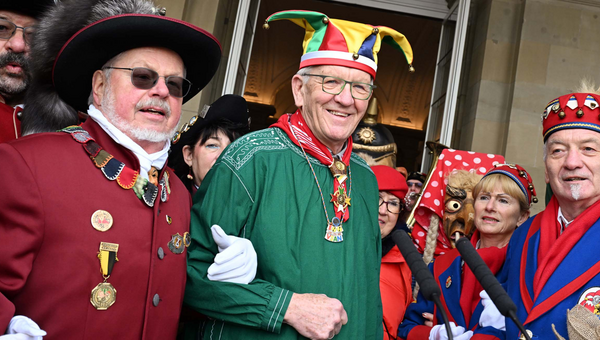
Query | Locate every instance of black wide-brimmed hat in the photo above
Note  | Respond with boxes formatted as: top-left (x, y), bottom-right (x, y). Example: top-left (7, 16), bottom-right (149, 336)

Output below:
top-left (3, 0), bottom-right (55, 19)
top-left (168, 94), bottom-right (249, 190)
top-left (53, 13), bottom-right (221, 112)
top-left (171, 94), bottom-right (249, 147)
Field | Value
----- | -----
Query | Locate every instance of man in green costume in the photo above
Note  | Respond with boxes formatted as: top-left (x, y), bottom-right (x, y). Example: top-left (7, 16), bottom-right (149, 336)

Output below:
top-left (185, 10), bottom-right (414, 339)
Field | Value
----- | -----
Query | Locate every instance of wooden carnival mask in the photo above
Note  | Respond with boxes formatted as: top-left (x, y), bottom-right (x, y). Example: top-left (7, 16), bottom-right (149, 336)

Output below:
top-left (443, 170), bottom-right (481, 248)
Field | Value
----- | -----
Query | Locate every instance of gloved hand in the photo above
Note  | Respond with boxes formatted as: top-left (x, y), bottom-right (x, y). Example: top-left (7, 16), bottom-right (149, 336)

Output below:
top-left (429, 322), bottom-right (473, 340)
top-left (0, 316), bottom-right (47, 340)
top-left (479, 290), bottom-right (506, 331)
top-left (207, 225), bottom-right (257, 284)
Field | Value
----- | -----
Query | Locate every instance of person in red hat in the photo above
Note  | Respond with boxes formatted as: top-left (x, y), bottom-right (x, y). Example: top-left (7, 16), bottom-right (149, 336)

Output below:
top-left (399, 163), bottom-right (535, 340)
top-left (371, 165), bottom-right (413, 340)
top-left (185, 9), bottom-right (413, 340)
top-left (0, 0), bottom-right (54, 143)
top-left (0, 0), bottom-right (225, 338)
top-left (497, 88), bottom-right (600, 339)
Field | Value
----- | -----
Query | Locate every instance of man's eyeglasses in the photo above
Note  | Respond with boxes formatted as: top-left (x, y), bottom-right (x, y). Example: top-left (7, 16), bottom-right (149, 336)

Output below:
top-left (301, 73), bottom-right (376, 100)
top-left (0, 19), bottom-right (35, 45)
top-left (103, 67), bottom-right (192, 98)
top-left (379, 197), bottom-right (403, 214)
top-left (408, 182), bottom-right (423, 188)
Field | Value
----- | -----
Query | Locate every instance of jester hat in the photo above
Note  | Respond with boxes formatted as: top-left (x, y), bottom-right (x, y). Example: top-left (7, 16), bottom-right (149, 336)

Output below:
top-left (263, 10), bottom-right (414, 78)
top-left (542, 93), bottom-right (600, 141)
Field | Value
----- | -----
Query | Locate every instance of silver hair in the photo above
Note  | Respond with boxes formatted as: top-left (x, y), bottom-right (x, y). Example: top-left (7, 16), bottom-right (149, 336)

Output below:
top-left (576, 78), bottom-right (600, 95)
top-left (543, 141), bottom-right (547, 162)
top-left (296, 66), bottom-right (314, 85)
top-left (87, 52), bottom-right (126, 106)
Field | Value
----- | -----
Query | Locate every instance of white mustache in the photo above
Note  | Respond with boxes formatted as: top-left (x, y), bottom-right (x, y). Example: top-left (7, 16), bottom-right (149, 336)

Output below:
top-left (135, 98), bottom-right (171, 117)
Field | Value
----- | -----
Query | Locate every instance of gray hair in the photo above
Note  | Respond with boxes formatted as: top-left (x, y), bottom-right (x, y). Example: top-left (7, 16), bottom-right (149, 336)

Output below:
top-left (87, 52), bottom-right (126, 106)
top-left (576, 78), bottom-right (600, 95)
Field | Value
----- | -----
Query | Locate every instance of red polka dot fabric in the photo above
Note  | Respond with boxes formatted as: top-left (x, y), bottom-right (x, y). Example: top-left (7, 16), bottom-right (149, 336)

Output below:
top-left (412, 149), bottom-right (504, 256)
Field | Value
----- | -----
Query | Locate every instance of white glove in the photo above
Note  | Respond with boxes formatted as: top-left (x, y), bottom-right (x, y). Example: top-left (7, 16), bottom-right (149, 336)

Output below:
top-left (207, 225), bottom-right (257, 284)
top-left (479, 290), bottom-right (506, 331)
top-left (1, 316), bottom-right (46, 340)
top-left (429, 322), bottom-right (473, 340)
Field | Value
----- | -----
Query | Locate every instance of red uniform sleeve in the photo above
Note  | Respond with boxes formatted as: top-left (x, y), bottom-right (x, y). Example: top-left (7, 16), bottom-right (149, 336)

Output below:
top-left (0, 143), bottom-right (45, 331)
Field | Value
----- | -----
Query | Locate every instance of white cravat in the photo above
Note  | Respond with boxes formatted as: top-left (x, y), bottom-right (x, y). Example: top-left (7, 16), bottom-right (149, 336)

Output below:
top-left (87, 105), bottom-right (169, 180)
top-left (557, 207), bottom-right (573, 234)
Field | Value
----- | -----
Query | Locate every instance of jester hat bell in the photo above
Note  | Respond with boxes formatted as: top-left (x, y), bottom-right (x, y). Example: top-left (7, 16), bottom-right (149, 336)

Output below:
top-left (542, 93), bottom-right (600, 142)
top-left (263, 10), bottom-right (414, 79)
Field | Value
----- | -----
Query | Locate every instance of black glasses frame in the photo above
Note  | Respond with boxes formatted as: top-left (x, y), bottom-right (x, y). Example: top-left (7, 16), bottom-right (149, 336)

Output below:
top-left (103, 66), bottom-right (192, 98)
top-left (379, 198), bottom-right (403, 214)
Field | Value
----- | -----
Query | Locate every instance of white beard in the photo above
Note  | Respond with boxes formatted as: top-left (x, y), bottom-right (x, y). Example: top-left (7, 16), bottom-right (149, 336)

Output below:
top-left (101, 84), bottom-right (178, 143)
top-left (570, 183), bottom-right (582, 201)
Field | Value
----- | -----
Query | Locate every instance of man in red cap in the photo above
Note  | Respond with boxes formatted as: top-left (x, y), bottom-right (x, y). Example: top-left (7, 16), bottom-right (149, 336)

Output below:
top-left (496, 88), bottom-right (600, 339)
top-left (0, 0), bottom-right (224, 338)
top-left (0, 0), bottom-right (54, 143)
top-left (185, 10), bottom-right (413, 340)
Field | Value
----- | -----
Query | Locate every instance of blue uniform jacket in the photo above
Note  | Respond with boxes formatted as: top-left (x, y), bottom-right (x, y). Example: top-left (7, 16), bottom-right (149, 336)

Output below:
top-left (500, 207), bottom-right (600, 339)
top-left (398, 249), bottom-right (504, 339)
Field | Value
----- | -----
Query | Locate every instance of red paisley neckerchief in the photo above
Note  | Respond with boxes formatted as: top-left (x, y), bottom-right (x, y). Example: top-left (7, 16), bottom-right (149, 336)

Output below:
top-left (271, 110), bottom-right (353, 222)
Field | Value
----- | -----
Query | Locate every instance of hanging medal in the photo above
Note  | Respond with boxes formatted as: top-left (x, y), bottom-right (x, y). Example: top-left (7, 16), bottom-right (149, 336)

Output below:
top-left (91, 242), bottom-right (119, 310)
top-left (325, 217), bottom-right (344, 242)
top-left (282, 113), bottom-right (353, 243)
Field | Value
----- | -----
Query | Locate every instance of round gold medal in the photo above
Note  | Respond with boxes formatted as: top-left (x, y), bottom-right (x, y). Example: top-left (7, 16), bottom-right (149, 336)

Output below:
top-left (334, 160), bottom-right (345, 171)
top-left (91, 210), bottom-right (113, 232)
top-left (90, 282), bottom-right (117, 310)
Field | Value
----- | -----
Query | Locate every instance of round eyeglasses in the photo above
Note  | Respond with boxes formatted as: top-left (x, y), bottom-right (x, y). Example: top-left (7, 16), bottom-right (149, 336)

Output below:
top-left (302, 73), bottom-right (376, 100)
top-left (103, 67), bottom-right (192, 98)
top-left (0, 19), bottom-right (35, 45)
top-left (379, 197), bottom-right (403, 214)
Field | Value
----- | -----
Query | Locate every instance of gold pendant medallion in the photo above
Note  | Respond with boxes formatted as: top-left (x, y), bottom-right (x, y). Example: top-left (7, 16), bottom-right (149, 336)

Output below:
top-left (90, 282), bottom-right (117, 310)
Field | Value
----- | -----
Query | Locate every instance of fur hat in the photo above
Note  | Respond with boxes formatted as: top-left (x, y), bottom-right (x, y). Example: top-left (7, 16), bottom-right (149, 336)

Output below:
top-left (2, 0), bottom-right (55, 19)
top-left (21, 0), bottom-right (221, 135)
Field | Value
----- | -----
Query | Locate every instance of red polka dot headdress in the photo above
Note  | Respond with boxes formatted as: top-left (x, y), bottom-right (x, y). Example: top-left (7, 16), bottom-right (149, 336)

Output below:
top-left (412, 150), bottom-right (504, 256)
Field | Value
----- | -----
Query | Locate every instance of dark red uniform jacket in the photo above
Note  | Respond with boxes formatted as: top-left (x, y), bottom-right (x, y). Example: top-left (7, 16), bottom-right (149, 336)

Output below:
top-left (0, 100), bottom-right (21, 143)
top-left (0, 118), bottom-right (191, 339)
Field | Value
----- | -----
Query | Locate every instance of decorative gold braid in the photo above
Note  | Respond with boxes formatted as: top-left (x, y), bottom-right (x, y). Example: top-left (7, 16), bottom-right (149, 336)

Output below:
top-left (352, 143), bottom-right (397, 153)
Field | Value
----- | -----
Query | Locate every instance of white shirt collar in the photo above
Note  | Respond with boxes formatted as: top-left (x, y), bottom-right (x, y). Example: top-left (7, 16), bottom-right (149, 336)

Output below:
top-left (87, 105), bottom-right (170, 180)
top-left (557, 207), bottom-right (573, 233)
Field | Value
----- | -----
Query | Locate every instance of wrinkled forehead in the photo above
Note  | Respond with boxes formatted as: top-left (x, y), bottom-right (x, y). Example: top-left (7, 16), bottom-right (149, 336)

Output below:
top-left (545, 128), bottom-right (600, 146)
top-left (114, 46), bottom-right (185, 73)
top-left (311, 64), bottom-right (372, 82)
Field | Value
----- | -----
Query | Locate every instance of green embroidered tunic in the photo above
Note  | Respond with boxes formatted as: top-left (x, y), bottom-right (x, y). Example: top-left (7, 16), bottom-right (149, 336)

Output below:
top-left (185, 128), bottom-right (383, 339)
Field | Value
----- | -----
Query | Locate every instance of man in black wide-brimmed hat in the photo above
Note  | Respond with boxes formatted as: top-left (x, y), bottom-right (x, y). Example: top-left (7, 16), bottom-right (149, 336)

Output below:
top-left (0, 0), bottom-right (221, 338)
top-left (0, 0), bottom-right (54, 143)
